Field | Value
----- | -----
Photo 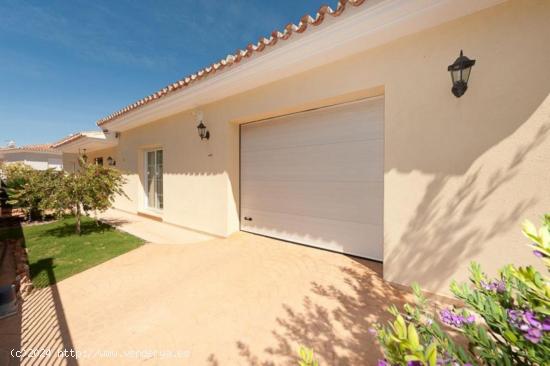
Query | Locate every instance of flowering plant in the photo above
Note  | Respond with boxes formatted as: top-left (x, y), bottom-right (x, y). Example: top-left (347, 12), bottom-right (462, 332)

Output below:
top-left (373, 215), bottom-right (550, 365)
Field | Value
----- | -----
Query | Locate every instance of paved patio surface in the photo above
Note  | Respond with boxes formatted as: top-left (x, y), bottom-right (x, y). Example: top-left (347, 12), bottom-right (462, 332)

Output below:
top-left (2, 228), bottom-right (419, 365)
top-left (94, 209), bottom-right (216, 244)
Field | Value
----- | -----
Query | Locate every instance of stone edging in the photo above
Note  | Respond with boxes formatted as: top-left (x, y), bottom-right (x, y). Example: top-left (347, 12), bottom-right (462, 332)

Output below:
top-left (11, 238), bottom-right (34, 299)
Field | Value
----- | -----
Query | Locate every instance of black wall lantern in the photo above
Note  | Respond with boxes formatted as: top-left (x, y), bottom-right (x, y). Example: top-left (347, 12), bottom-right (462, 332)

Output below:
top-left (194, 111), bottom-right (210, 140)
top-left (197, 121), bottom-right (210, 140)
top-left (107, 156), bottom-right (116, 166)
top-left (448, 50), bottom-right (476, 97)
top-left (80, 148), bottom-right (88, 162)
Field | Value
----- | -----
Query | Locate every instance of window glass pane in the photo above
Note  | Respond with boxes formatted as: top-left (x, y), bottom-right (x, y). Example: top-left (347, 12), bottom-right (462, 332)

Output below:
top-left (147, 151), bottom-right (155, 169)
top-left (157, 179), bottom-right (163, 209)
top-left (156, 150), bottom-right (163, 165)
top-left (156, 150), bottom-right (163, 209)
top-left (145, 149), bottom-right (164, 209)
top-left (146, 151), bottom-right (155, 208)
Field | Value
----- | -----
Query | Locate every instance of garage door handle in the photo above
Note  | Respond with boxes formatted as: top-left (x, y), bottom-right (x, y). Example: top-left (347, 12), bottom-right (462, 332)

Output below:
top-left (243, 217), bottom-right (253, 221)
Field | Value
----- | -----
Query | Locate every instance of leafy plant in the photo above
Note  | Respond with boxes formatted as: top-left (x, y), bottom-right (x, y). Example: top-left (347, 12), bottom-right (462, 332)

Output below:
top-left (1, 158), bottom-right (126, 234)
top-left (50, 157), bottom-right (126, 234)
top-left (298, 346), bottom-right (319, 366)
top-left (2, 162), bottom-right (60, 220)
top-left (373, 215), bottom-right (550, 365)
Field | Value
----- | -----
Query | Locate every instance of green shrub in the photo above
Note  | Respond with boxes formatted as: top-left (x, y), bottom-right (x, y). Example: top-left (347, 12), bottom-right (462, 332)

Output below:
top-left (1, 158), bottom-right (126, 233)
top-left (373, 215), bottom-right (549, 365)
top-left (2, 163), bottom-right (60, 220)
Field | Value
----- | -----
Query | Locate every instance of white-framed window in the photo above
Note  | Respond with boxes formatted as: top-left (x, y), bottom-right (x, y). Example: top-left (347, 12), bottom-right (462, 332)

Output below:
top-left (144, 149), bottom-right (163, 210)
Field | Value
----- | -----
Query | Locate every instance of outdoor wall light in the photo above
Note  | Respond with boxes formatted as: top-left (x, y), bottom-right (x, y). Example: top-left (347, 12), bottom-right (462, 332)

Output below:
top-left (448, 50), bottom-right (476, 97)
top-left (194, 111), bottom-right (210, 140)
top-left (107, 156), bottom-right (116, 166)
top-left (80, 148), bottom-right (88, 162)
top-left (197, 122), bottom-right (210, 140)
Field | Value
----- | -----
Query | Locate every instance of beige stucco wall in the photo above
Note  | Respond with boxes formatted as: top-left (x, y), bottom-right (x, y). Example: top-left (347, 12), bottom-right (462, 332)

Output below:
top-left (102, 0), bottom-right (549, 294)
top-left (62, 153), bottom-right (79, 172)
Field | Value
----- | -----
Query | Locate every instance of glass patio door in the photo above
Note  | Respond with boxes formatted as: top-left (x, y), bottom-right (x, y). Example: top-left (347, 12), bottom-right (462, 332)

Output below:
top-left (145, 149), bottom-right (163, 210)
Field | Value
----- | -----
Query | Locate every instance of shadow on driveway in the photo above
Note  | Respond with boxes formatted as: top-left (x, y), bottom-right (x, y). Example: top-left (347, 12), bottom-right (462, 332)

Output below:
top-left (0, 217), bottom-right (77, 366)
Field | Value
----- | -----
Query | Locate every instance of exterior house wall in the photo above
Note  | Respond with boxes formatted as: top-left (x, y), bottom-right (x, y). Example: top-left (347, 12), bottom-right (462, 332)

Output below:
top-left (104, 0), bottom-right (550, 294)
top-left (1, 151), bottom-right (63, 170)
top-left (62, 153), bottom-right (79, 172)
top-left (86, 146), bottom-right (137, 214)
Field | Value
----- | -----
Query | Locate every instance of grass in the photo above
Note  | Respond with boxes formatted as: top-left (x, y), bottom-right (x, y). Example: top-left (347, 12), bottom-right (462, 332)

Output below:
top-left (0, 216), bottom-right (144, 288)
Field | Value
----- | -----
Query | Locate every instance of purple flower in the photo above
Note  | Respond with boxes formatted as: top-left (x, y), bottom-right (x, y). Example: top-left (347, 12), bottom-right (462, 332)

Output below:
top-left (406, 361), bottom-right (422, 366)
top-left (533, 250), bottom-right (544, 258)
top-left (525, 311), bottom-right (542, 328)
top-left (493, 280), bottom-right (506, 293)
top-left (507, 309), bottom-right (519, 320)
top-left (480, 280), bottom-right (492, 291)
top-left (480, 279), bottom-right (506, 293)
top-left (507, 308), bottom-right (549, 343)
top-left (440, 308), bottom-right (454, 326)
top-left (440, 308), bottom-right (475, 328)
top-left (377, 360), bottom-right (390, 366)
top-left (525, 328), bottom-right (542, 343)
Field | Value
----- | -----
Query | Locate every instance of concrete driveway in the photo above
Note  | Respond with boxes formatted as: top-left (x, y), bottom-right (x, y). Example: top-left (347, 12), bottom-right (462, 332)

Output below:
top-left (9, 233), bottom-right (413, 365)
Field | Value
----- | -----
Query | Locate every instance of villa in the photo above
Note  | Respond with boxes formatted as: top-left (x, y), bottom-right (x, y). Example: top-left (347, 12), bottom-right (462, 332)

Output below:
top-left (53, 0), bottom-right (550, 296)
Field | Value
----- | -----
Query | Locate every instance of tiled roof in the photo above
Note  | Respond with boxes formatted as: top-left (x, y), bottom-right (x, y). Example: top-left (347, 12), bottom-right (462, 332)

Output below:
top-left (52, 131), bottom-right (106, 148)
top-left (51, 132), bottom-right (85, 148)
top-left (97, 0), bottom-right (367, 126)
top-left (0, 143), bottom-right (57, 153)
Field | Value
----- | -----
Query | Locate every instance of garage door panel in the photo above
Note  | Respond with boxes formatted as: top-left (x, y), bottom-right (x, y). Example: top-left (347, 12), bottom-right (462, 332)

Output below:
top-left (240, 208), bottom-right (383, 260)
top-left (242, 99), bottom-right (383, 152)
top-left (242, 180), bottom-right (383, 225)
top-left (241, 140), bottom-right (383, 182)
top-left (240, 97), bottom-right (384, 260)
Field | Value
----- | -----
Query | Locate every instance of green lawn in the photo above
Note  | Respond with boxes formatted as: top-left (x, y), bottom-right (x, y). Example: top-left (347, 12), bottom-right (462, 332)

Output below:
top-left (0, 216), bottom-right (143, 288)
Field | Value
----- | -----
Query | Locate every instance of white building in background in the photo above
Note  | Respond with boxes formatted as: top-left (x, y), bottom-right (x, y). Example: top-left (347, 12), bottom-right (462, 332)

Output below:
top-left (0, 143), bottom-right (63, 170)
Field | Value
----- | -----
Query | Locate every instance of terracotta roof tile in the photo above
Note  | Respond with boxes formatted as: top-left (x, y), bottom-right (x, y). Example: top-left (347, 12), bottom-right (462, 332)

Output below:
top-left (51, 133), bottom-right (85, 148)
top-left (52, 131), bottom-right (107, 148)
top-left (0, 143), bottom-right (56, 153)
top-left (97, 0), bottom-right (367, 126)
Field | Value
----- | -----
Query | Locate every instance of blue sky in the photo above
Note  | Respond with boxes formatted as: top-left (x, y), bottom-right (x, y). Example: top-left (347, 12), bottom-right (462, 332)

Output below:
top-left (0, 0), bottom-right (326, 146)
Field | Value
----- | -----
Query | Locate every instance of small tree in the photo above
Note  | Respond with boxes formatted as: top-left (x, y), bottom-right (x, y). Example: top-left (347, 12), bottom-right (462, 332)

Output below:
top-left (2, 163), bottom-right (51, 220)
top-left (52, 158), bottom-right (126, 234)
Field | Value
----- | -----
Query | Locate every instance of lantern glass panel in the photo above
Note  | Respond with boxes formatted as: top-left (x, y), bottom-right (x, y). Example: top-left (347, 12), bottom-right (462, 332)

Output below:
top-left (197, 122), bottom-right (206, 138)
top-left (461, 66), bottom-right (471, 83)
top-left (450, 69), bottom-right (460, 83)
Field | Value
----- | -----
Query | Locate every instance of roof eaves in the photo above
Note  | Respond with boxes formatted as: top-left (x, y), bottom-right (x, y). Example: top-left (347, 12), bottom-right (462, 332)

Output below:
top-left (97, 0), bottom-right (367, 126)
top-left (52, 133), bottom-right (84, 148)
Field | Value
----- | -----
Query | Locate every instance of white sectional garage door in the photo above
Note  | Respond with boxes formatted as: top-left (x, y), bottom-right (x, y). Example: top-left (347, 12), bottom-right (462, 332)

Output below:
top-left (240, 97), bottom-right (384, 260)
